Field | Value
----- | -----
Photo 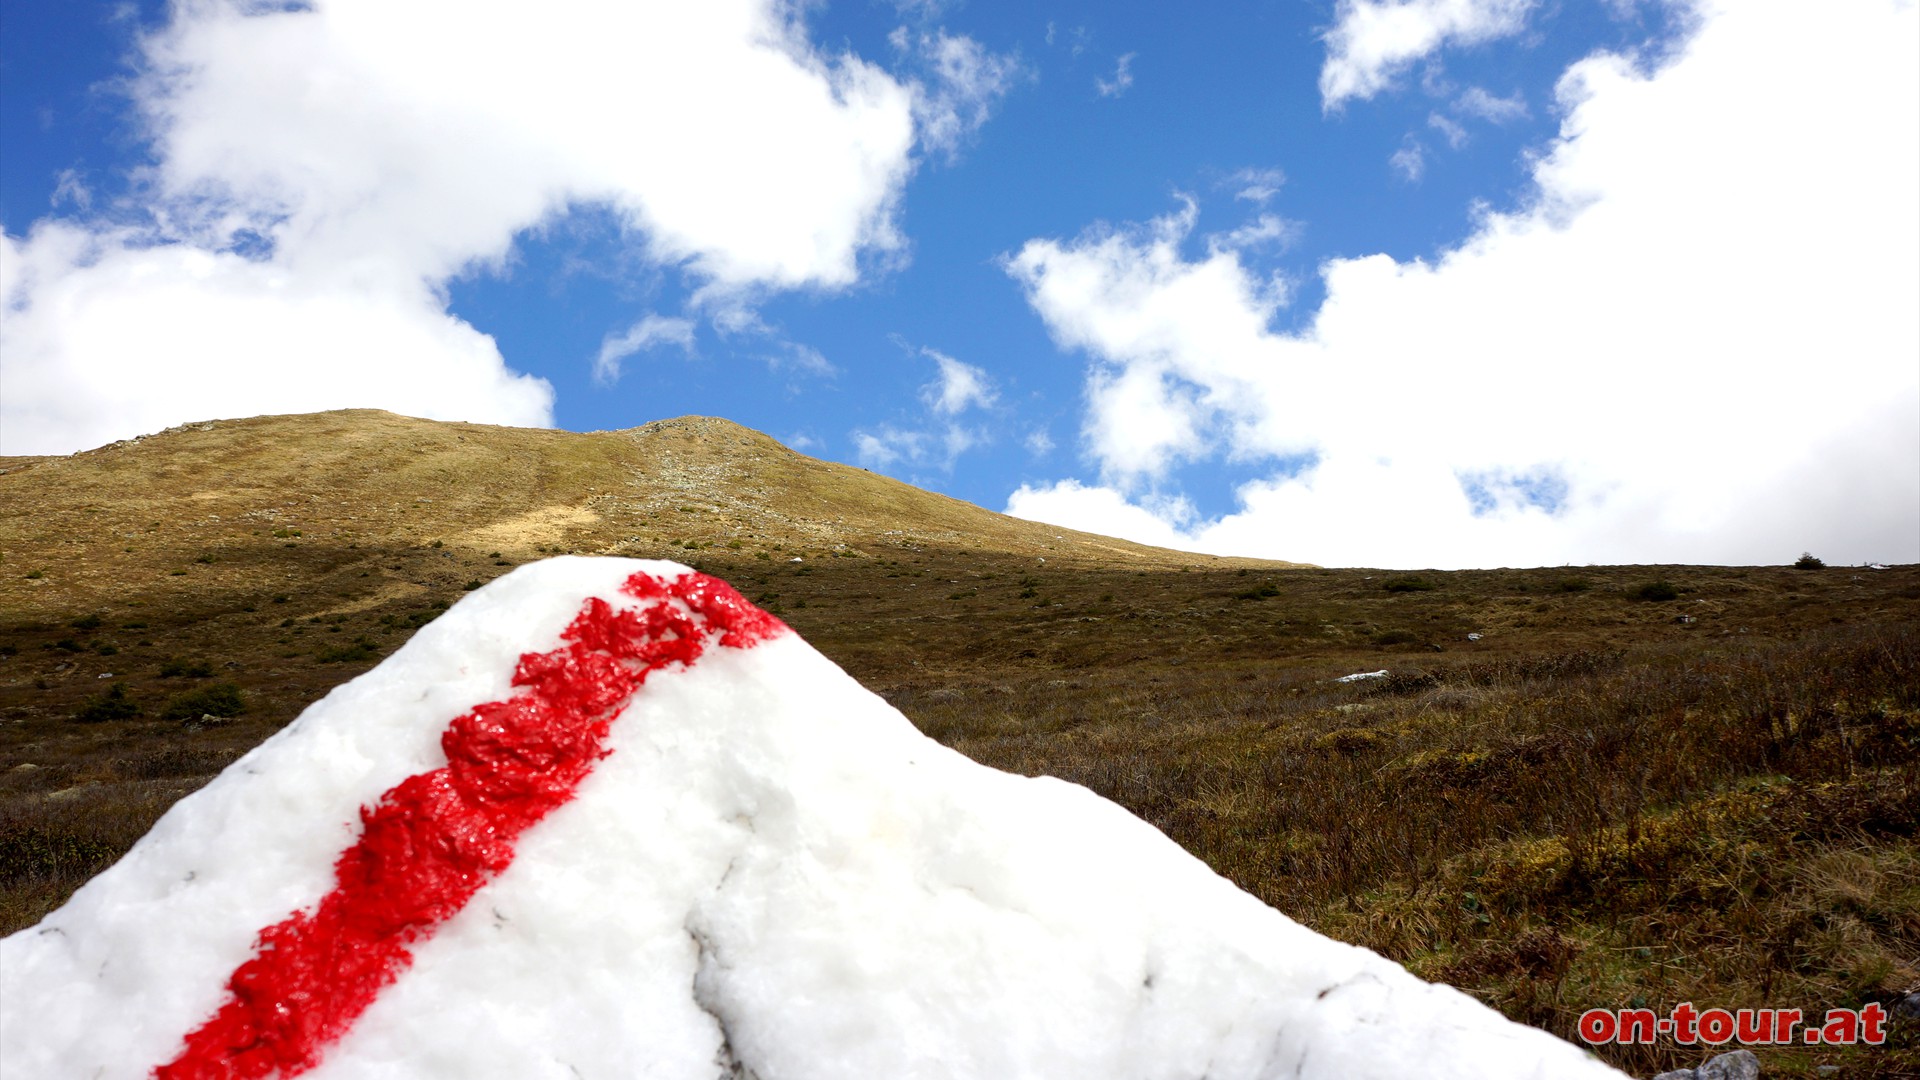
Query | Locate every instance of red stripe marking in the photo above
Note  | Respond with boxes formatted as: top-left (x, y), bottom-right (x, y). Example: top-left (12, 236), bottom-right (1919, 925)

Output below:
top-left (155, 570), bottom-right (785, 1080)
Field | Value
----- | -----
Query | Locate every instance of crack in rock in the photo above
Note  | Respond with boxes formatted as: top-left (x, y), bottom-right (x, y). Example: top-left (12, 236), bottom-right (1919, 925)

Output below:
top-left (686, 921), bottom-right (758, 1080)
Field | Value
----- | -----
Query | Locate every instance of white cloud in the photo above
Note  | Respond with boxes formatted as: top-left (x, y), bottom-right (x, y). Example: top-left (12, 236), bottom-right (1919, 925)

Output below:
top-left (1228, 167), bottom-right (1287, 205)
top-left (49, 169), bottom-right (91, 212)
top-left (853, 423), bottom-right (979, 471)
top-left (1006, 479), bottom-right (1194, 550)
top-left (1205, 213), bottom-right (1302, 256)
top-left (1008, 0), bottom-right (1920, 568)
top-left (890, 0), bottom-right (956, 18)
top-left (1024, 428), bottom-right (1056, 455)
top-left (854, 427), bottom-right (921, 468)
top-left (760, 341), bottom-right (837, 378)
top-left (852, 345), bottom-right (994, 473)
top-left (1455, 85), bottom-right (1529, 122)
top-left (2, 0), bottom-right (928, 454)
top-left (921, 348), bottom-right (996, 414)
top-left (1389, 140), bottom-right (1427, 180)
top-left (891, 27), bottom-right (1026, 159)
top-left (1427, 112), bottom-right (1469, 148)
top-left (1095, 53), bottom-right (1136, 98)
top-left (1321, 0), bottom-right (1537, 108)
top-left (1047, 23), bottom-right (1092, 59)
top-left (594, 315), bottom-right (696, 384)
top-left (0, 223), bottom-right (554, 455)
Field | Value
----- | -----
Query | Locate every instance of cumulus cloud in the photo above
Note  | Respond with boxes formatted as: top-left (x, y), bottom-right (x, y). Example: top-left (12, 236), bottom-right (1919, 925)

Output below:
top-left (1008, 0), bottom-right (1919, 568)
top-left (0, 223), bottom-right (554, 454)
top-left (594, 315), bottom-right (696, 384)
top-left (2, 0), bottom-right (927, 454)
top-left (1005, 479), bottom-right (1195, 550)
top-left (1320, 0), bottom-right (1537, 108)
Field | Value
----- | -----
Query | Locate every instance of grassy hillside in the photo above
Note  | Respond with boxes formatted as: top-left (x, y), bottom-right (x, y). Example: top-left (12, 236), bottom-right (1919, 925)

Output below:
top-left (2, 411), bottom-right (1915, 1077)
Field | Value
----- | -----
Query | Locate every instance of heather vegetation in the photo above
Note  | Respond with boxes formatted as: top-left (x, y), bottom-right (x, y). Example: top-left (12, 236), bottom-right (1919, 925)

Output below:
top-left (1, 412), bottom-right (1915, 1076)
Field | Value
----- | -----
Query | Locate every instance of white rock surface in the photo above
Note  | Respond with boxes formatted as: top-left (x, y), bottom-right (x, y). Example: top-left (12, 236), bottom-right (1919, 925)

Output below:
top-left (1, 558), bottom-right (1624, 1079)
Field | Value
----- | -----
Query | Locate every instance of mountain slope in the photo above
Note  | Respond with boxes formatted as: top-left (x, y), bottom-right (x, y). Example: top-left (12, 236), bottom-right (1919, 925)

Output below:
top-left (0, 409), bottom-right (1299, 621)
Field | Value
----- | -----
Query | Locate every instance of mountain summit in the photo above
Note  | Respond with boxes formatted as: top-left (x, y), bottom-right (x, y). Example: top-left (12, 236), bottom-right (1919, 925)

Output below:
top-left (0, 409), bottom-right (1300, 622)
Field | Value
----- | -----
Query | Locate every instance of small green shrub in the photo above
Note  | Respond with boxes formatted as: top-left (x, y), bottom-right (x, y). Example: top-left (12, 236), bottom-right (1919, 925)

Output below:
top-left (23, 569), bottom-right (45, 580)
top-left (1555, 577), bottom-right (1592, 593)
top-left (462, 579), bottom-right (483, 591)
top-left (70, 614), bottom-right (103, 631)
top-left (1382, 576), bottom-right (1437, 593)
top-left (1235, 584), bottom-right (1281, 600)
top-left (74, 684), bottom-right (140, 723)
top-left (1794, 552), bottom-right (1825, 570)
top-left (159, 682), bottom-right (246, 722)
top-left (1633, 580), bottom-right (1680, 602)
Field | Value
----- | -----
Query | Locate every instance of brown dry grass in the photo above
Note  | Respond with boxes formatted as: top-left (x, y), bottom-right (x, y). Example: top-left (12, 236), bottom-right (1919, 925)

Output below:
top-left (3, 411), bottom-right (1918, 1077)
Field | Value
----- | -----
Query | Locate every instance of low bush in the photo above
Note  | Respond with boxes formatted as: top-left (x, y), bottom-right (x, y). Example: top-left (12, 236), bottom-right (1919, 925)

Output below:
top-left (74, 684), bottom-right (140, 723)
top-left (158, 682), bottom-right (246, 722)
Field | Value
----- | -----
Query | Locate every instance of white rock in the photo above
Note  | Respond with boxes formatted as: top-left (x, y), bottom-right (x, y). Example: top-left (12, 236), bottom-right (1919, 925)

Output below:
top-left (1335, 669), bottom-right (1391, 683)
top-left (1, 558), bottom-right (1623, 1080)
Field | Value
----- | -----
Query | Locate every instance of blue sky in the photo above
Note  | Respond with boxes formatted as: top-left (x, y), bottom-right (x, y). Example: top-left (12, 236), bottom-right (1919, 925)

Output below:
top-left (3, 1), bottom-right (1915, 568)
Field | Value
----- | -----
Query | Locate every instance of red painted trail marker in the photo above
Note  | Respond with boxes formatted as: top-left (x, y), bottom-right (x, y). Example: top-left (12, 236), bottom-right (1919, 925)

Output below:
top-left (155, 571), bottom-right (784, 1080)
